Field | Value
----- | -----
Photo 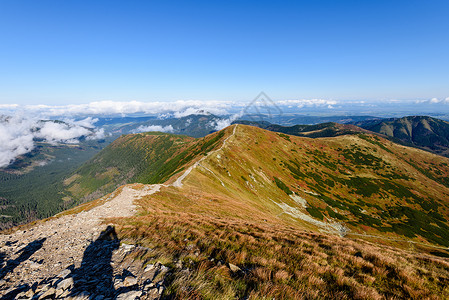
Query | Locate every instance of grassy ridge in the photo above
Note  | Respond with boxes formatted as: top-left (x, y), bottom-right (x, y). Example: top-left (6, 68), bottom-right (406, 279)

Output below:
top-left (64, 130), bottom-right (227, 203)
top-left (169, 125), bottom-right (449, 247)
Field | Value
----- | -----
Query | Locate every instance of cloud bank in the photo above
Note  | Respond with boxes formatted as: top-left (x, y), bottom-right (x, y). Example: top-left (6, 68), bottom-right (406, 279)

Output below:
top-left (18, 100), bottom-right (233, 117)
top-left (415, 97), bottom-right (449, 104)
top-left (0, 116), bottom-right (104, 168)
top-left (131, 125), bottom-right (174, 134)
top-left (3, 97), bottom-right (449, 120)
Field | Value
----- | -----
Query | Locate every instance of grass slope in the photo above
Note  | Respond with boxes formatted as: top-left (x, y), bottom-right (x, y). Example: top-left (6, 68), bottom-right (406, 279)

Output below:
top-left (64, 130), bottom-right (228, 204)
top-left (111, 125), bottom-right (449, 299)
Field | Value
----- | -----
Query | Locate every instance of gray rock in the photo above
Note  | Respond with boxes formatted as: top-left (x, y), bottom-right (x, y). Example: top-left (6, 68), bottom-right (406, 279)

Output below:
top-left (35, 283), bottom-right (51, 294)
top-left (25, 288), bottom-right (35, 298)
top-left (144, 282), bottom-right (155, 290)
top-left (29, 261), bottom-right (42, 269)
top-left (123, 276), bottom-right (138, 287)
top-left (38, 287), bottom-right (56, 299)
top-left (145, 288), bottom-right (160, 300)
top-left (116, 290), bottom-right (142, 300)
top-left (228, 263), bottom-right (241, 272)
top-left (58, 269), bottom-right (71, 279)
top-left (73, 291), bottom-right (91, 299)
top-left (114, 278), bottom-right (124, 289)
top-left (159, 265), bottom-right (169, 273)
top-left (56, 277), bottom-right (74, 291)
top-left (144, 264), bottom-right (155, 272)
top-left (57, 288), bottom-right (71, 298)
top-left (121, 243), bottom-right (135, 253)
top-left (14, 291), bottom-right (28, 299)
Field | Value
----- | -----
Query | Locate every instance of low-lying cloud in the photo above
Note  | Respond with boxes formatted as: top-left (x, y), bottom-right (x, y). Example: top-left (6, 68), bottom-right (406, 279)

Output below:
top-left (0, 116), bottom-right (104, 168)
top-left (0, 116), bottom-right (35, 168)
top-left (131, 125), bottom-right (174, 134)
top-left (209, 112), bottom-right (243, 131)
top-left (415, 97), bottom-right (449, 104)
top-left (18, 100), bottom-right (233, 117)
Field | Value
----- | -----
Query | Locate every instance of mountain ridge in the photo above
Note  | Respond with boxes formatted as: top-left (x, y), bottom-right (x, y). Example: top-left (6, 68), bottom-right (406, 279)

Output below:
top-left (1, 124), bottom-right (449, 299)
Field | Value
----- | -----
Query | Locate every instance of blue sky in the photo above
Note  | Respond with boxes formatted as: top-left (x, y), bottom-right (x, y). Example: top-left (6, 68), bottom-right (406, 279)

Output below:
top-left (0, 0), bottom-right (448, 105)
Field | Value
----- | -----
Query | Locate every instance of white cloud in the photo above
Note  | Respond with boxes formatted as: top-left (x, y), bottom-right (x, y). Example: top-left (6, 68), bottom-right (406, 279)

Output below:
top-left (209, 112), bottom-right (243, 131)
top-left (131, 125), bottom-right (174, 134)
top-left (0, 104), bottom-right (19, 109)
top-left (174, 108), bottom-right (210, 118)
top-left (18, 100), bottom-right (233, 117)
top-left (0, 99), bottom-right (348, 119)
top-left (67, 117), bottom-right (99, 128)
top-left (0, 116), bottom-right (35, 168)
top-left (86, 128), bottom-right (105, 140)
top-left (0, 116), bottom-right (105, 168)
top-left (34, 121), bottom-right (92, 144)
top-left (415, 97), bottom-right (449, 104)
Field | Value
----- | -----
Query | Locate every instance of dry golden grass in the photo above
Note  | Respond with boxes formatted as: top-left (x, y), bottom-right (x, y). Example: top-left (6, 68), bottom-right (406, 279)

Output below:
top-left (111, 203), bottom-right (449, 299)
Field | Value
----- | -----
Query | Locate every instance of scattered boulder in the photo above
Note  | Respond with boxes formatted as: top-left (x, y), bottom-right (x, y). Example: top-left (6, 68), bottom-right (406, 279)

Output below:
top-left (123, 276), bottom-right (138, 287)
top-left (228, 263), bottom-right (241, 272)
top-left (56, 277), bottom-right (74, 291)
top-left (38, 287), bottom-right (56, 299)
top-left (116, 290), bottom-right (142, 300)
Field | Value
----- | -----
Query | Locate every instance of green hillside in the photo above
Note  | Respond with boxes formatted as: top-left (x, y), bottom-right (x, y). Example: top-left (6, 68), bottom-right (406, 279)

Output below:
top-left (144, 125), bottom-right (449, 247)
top-left (354, 116), bottom-right (449, 157)
top-left (64, 130), bottom-right (227, 203)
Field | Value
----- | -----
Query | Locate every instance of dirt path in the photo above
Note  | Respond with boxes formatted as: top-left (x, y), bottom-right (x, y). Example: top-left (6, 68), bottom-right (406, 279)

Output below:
top-left (173, 124), bottom-right (237, 187)
top-left (0, 184), bottom-right (162, 292)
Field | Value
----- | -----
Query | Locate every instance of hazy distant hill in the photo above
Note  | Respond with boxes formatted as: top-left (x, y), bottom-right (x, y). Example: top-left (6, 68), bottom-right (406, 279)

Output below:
top-left (114, 113), bottom-right (222, 138)
top-left (239, 114), bottom-right (381, 126)
top-left (353, 116), bottom-right (449, 157)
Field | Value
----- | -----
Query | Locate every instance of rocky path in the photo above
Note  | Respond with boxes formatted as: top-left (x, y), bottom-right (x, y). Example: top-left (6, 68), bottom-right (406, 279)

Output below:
top-left (0, 184), bottom-right (167, 299)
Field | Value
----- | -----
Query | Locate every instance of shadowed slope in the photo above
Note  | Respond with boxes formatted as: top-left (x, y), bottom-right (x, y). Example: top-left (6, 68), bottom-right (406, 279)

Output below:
top-left (354, 116), bottom-right (449, 157)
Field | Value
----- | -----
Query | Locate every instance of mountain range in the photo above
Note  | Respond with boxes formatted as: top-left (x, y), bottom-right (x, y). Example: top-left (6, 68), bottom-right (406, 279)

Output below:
top-left (3, 115), bottom-right (449, 230)
top-left (1, 121), bottom-right (449, 298)
top-left (353, 116), bottom-right (449, 157)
